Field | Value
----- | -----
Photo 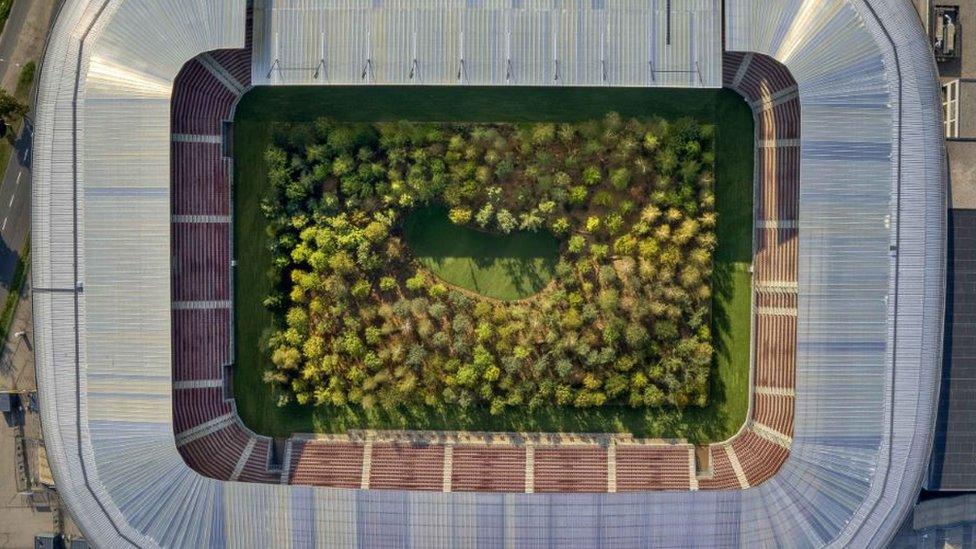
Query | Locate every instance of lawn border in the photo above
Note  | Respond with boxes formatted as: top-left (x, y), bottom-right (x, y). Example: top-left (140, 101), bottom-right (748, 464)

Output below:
top-left (227, 86), bottom-right (755, 444)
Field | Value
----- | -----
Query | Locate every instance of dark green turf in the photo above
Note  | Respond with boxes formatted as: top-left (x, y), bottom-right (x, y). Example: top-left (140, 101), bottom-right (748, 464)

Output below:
top-left (402, 205), bottom-right (560, 301)
top-left (232, 86), bottom-right (754, 443)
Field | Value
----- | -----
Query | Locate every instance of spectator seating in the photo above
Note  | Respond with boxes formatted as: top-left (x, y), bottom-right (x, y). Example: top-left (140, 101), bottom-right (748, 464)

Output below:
top-left (175, 48), bottom-right (799, 494)
top-left (171, 11), bottom-right (278, 484)
top-left (615, 445), bottom-right (694, 491)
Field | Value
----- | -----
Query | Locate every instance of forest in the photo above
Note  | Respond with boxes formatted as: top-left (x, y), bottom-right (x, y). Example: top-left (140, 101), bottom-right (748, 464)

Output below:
top-left (260, 113), bottom-right (717, 415)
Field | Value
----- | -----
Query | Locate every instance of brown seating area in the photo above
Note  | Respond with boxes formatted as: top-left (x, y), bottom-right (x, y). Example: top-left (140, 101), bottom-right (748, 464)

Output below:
top-left (712, 50), bottom-right (799, 488)
top-left (757, 101), bottom-right (800, 140)
top-left (754, 393), bottom-right (795, 438)
top-left (172, 222), bottom-right (231, 302)
top-left (237, 437), bottom-right (281, 483)
top-left (288, 440), bottom-right (365, 488)
top-left (731, 430), bottom-right (790, 486)
top-left (173, 387), bottom-right (232, 433)
top-left (171, 59), bottom-right (238, 136)
top-left (172, 48), bottom-right (799, 494)
top-left (209, 48), bottom-right (252, 90)
top-left (180, 422), bottom-right (250, 481)
top-left (755, 228), bottom-right (799, 283)
top-left (697, 445), bottom-right (740, 490)
top-left (451, 445), bottom-right (526, 492)
top-left (615, 445), bottom-right (693, 491)
top-left (754, 314), bottom-right (798, 389)
top-left (533, 447), bottom-right (608, 493)
top-left (757, 146), bottom-right (800, 220)
top-left (755, 291), bottom-right (796, 310)
top-left (172, 142), bottom-right (229, 215)
top-left (369, 444), bottom-right (445, 491)
top-left (172, 308), bottom-right (230, 381)
top-left (170, 11), bottom-right (280, 485)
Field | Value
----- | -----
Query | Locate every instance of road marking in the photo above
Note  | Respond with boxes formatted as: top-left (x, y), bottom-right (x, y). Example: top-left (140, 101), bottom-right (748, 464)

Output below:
top-left (15, 171), bottom-right (21, 187)
top-left (2, 217), bottom-right (7, 231)
top-left (7, 193), bottom-right (13, 207)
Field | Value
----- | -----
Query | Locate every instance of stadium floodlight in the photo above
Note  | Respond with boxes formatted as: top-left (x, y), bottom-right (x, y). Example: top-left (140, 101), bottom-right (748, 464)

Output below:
top-left (409, 32), bottom-right (418, 81)
top-left (362, 30), bottom-right (372, 83)
top-left (552, 31), bottom-right (559, 82)
top-left (601, 31), bottom-right (608, 84)
top-left (505, 31), bottom-right (512, 83)
top-left (313, 32), bottom-right (325, 80)
top-left (266, 59), bottom-right (279, 81)
top-left (457, 31), bottom-right (466, 83)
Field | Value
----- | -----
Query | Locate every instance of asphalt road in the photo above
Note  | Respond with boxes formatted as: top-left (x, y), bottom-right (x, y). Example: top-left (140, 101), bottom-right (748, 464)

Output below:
top-left (0, 122), bottom-right (31, 303)
top-left (0, 0), bottom-right (34, 76)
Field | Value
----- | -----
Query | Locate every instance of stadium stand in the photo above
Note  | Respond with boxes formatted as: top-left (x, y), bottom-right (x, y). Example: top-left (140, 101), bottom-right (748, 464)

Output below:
top-left (451, 445), bottom-right (526, 492)
top-left (288, 439), bottom-right (365, 489)
top-left (170, 12), bottom-right (273, 484)
top-left (167, 41), bottom-right (803, 493)
top-left (532, 446), bottom-right (608, 493)
top-left (615, 444), bottom-right (694, 491)
top-left (33, 0), bottom-right (945, 546)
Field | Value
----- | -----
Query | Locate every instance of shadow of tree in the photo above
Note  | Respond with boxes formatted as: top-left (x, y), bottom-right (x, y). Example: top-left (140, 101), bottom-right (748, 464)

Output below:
top-left (403, 204), bottom-right (560, 300)
top-left (711, 261), bottom-right (735, 365)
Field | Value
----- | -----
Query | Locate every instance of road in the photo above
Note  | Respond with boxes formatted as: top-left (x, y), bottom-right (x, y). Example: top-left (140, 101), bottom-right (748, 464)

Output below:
top-left (0, 121), bottom-right (30, 303)
top-left (0, 0), bottom-right (33, 76)
top-left (0, 0), bottom-right (62, 302)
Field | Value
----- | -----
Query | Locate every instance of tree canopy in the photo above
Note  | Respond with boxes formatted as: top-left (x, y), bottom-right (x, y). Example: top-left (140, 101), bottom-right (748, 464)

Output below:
top-left (261, 113), bottom-right (717, 415)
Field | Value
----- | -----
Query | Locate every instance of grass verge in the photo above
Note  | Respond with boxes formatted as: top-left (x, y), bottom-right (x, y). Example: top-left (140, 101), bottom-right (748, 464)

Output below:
top-left (232, 87), bottom-right (754, 442)
top-left (0, 238), bottom-right (29, 339)
top-left (0, 60), bottom-right (36, 197)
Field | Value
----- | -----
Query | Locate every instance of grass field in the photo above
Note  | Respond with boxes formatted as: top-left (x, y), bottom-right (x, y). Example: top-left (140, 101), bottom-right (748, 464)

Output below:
top-left (402, 204), bottom-right (559, 301)
top-left (232, 87), bottom-right (754, 443)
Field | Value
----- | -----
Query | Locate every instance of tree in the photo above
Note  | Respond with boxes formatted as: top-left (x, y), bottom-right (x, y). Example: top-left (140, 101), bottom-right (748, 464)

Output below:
top-left (261, 114), bottom-right (718, 413)
top-left (610, 168), bottom-right (631, 191)
top-left (495, 209), bottom-right (517, 233)
top-left (0, 89), bottom-right (26, 127)
top-left (448, 207), bottom-right (473, 225)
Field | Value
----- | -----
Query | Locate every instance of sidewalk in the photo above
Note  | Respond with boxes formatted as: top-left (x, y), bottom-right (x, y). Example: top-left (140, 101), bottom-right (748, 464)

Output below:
top-left (0, 0), bottom-right (58, 92)
top-left (0, 276), bottom-right (54, 549)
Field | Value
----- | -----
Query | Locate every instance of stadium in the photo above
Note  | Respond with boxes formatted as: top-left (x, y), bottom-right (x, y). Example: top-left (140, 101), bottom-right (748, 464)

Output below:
top-left (31, 0), bottom-right (944, 547)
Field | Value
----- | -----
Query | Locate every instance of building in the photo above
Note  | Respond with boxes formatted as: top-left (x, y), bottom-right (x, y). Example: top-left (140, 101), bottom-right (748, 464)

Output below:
top-left (32, 0), bottom-right (945, 547)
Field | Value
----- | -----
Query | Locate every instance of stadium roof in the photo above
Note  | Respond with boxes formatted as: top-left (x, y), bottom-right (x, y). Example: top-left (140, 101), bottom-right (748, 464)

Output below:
top-left (33, 0), bottom-right (945, 547)
top-left (252, 0), bottom-right (723, 87)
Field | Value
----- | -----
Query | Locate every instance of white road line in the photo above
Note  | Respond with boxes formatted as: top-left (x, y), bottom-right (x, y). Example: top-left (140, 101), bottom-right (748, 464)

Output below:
top-left (15, 171), bottom-right (21, 187)
top-left (2, 217), bottom-right (8, 231)
top-left (8, 193), bottom-right (14, 207)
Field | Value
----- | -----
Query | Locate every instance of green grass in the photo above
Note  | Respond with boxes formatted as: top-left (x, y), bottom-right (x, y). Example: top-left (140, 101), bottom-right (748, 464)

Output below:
top-left (402, 204), bottom-right (559, 301)
top-left (15, 60), bottom-right (34, 98)
top-left (0, 238), bottom-right (29, 339)
top-left (233, 87), bottom-right (754, 443)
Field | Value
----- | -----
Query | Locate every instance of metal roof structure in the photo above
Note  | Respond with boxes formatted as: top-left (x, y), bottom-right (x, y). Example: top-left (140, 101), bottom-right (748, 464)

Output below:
top-left (32, 0), bottom-right (945, 547)
top-left (252, 0), bottom-right (722, 87)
